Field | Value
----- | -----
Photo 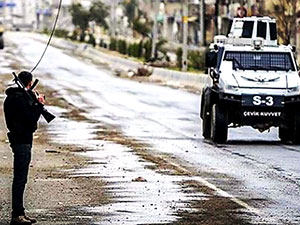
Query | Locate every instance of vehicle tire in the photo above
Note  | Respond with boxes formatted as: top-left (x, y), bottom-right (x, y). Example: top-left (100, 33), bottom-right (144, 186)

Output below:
top-left (0, 38), bottom-right (4, 49)
top-left (291, 111), bottom-right (300, 144)
top-left (201, 91), bottom-right (211, 139)
top-left (210, 104), bottom-right (228, 143)
top-left (279, 126), bottom-right (291, 143)
top-left (202, 112), bottom-right (211, 139)
top-left (281, 111), bottom-right (300, 144)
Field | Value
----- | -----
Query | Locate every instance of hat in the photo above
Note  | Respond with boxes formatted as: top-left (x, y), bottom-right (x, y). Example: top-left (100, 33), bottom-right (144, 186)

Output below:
top-left (18, 71), bottom-right (33, 87)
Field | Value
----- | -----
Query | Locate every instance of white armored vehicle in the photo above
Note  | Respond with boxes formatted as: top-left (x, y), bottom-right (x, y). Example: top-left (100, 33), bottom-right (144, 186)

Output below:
top-left (201, 17), bottom-right (300, 144)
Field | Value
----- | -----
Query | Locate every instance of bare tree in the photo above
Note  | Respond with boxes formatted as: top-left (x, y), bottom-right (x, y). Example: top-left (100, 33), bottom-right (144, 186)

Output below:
top-left (267, 0), bottom-right (297, 45)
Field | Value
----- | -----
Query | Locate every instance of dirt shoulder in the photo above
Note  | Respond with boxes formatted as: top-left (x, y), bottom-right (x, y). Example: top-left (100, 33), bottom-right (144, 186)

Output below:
top-left (0, 73), bottom-right (109, 224)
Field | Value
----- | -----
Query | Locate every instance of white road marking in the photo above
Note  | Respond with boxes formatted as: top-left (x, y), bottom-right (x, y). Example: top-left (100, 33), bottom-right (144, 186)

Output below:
top-left (169, 161), bottom-right (267, 215)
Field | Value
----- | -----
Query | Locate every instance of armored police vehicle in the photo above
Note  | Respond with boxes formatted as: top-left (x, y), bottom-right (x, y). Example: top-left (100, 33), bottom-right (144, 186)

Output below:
top-left (201, 17), bottom-right (300, 144)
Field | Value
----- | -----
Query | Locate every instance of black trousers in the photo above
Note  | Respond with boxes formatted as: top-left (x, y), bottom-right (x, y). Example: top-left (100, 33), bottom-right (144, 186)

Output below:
top-left (11, 144), bottom-right (32, 218)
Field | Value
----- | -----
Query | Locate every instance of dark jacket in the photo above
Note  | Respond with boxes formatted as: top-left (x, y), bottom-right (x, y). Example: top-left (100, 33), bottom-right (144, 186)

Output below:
top-left (3, 87), bottom-right (42, 144)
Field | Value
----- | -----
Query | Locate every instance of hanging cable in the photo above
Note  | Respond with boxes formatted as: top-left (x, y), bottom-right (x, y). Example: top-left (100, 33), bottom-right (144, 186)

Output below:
top-left (31, 0), bottom-right (63, 73)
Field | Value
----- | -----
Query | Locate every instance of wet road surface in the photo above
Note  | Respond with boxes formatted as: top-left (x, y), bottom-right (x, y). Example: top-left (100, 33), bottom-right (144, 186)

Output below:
top-left (2, 32), bottom-right (300, 224)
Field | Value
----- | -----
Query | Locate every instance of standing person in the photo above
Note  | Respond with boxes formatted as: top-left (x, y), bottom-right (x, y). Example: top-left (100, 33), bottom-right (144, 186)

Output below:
top-left (236, 6), bottom-right (247, 18)
top-left (3, 71), bottom-right (45, 225)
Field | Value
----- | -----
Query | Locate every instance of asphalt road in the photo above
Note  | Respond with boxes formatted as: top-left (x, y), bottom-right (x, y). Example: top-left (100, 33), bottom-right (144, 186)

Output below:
top-left (3, 32), bottom-right (300, 225)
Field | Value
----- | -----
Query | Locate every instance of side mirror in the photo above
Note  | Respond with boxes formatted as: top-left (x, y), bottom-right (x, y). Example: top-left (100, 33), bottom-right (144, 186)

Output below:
top-left (210, 69), bottom-right (220, 83)
top-left (205, 52), bottom-right (217, 68)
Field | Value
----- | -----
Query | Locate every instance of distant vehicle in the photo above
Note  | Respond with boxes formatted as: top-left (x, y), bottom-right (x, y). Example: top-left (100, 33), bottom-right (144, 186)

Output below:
top-left (201, 17), bottom-right (300, 144)
top-left (0, 21), bottom-right (4, 49)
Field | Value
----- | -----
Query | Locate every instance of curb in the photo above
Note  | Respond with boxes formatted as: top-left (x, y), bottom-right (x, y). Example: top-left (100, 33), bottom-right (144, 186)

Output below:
top-left (27, 32), bottom-right (210, 91)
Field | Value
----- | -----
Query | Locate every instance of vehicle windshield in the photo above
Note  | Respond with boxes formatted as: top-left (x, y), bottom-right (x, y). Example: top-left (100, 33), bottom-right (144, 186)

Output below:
top-left (224, 51), bottom-right (295, 71)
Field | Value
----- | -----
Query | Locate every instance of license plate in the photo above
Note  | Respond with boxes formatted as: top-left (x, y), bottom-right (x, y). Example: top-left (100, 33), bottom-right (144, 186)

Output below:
top-left (242, 95), bottom-right (284, 107)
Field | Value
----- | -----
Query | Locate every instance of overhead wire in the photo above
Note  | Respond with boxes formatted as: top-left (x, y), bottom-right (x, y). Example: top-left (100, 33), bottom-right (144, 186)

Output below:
top-left (30, 0), bottom-right (63, 73)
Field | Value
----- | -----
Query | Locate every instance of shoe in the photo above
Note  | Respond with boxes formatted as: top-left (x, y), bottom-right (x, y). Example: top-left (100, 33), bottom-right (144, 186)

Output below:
top-left (24, 215), bottom-right (37, 224)
top-left (10, 216), bottom-right (31, 225)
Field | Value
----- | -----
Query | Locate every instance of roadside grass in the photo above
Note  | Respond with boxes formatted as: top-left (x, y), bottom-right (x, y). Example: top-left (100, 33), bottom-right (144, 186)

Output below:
top-left (39, 31), bottom-right (206, 75)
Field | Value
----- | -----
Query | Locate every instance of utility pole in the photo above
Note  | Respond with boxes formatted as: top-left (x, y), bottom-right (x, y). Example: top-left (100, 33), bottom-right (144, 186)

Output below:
top-left (163, 2), bottom-right (168, 39)
top-left (151, 0), bottom-right (160, 59)
top-left (22, 0), bottom-right (26, 24)
top-left (215, 0), bottom-right (219, 35)
top-left (10, 0), bottom-right (14, 25)
top-left (110, 0), bottom-right (117, 37)
top-left (182, 0), bottom-right (188, 72)
top-left (199, 0), bottom-right (205, 46)
top-left (2, 0), bottom-right (6, 21)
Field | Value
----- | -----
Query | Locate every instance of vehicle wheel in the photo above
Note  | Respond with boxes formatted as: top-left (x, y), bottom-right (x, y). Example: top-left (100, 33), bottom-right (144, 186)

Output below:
top-left (201, 91), bottom-right (211, 139)
top-left (210, 104), bottom-right (228, 143)
top-left (0, 36), bottom-right (4, 49)
top-left (279, 127), bottom-right (291, 143)
top-left (281, 111), bottom-right (300, 144)
top-left (291, 112), bottom-right (300, 144)
top-left (202, 112), bottom-right (211, 139)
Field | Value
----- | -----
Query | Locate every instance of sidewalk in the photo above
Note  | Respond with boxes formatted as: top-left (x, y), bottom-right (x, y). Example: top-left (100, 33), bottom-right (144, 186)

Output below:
top-left (25, 32), bottom-right (210, 92)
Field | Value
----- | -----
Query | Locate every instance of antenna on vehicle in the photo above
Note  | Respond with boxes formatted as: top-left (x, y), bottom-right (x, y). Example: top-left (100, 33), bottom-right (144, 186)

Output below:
top-left (30, 0), bottom-right (63, 73)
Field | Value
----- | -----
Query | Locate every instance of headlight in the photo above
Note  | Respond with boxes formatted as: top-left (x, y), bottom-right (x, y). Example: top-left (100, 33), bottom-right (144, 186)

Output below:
top-left (226, 84), bottom-right (239, 91)
top-left (288, 86), bottom-right (299, 93)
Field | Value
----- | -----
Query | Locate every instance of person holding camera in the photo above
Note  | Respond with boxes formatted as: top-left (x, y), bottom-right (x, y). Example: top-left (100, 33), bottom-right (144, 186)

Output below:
top-left (3, 71), bottom-right (45, 225)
